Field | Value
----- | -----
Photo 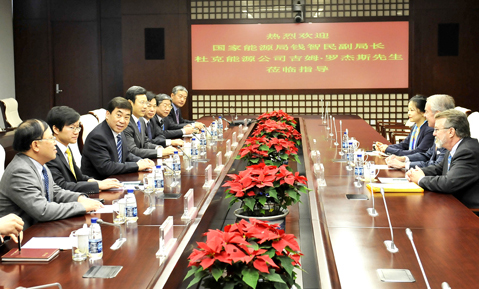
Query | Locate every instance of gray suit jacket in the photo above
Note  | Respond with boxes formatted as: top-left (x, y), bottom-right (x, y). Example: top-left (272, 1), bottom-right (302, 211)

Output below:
top-left (0, 153), bottom-right (86, 229)
top-left (124, 117), bottom-right (159, 159)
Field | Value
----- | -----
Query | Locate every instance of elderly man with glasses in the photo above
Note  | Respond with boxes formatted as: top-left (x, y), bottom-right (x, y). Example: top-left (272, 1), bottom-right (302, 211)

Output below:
top-left (0, 119), bottom-right (103, 229)
top-left (407, 109), bottom-right (479, 208)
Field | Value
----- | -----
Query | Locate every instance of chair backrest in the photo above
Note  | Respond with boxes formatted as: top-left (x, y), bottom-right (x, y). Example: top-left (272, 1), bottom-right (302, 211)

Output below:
top-left (0, 144), bottom-right (5, 180)
top-left (69, 142), bottom-right (82, 168)
top-left (455, 106), bottom-right (472, 116)
top-left (467, 112), bottom-right (479, 140)
top-left (89, 108), bottom-right (107, 123)
top-left (79, 114), bottom-right (99, 146)
top-left (0, 98), bottom-right (22, 128)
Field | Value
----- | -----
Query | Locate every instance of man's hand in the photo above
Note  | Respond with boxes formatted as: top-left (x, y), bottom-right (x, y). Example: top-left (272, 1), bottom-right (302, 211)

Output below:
top-left (183, 125), bottom-right (195, 135)
top-left (194, 122), bottom-right (205, 130)
top-left (375, 141), bottom-right (388, 153)
top-left (171, 139), bottom-right (184, 147)
top-left (97, 179), bottom-right (123, 190)
top-left (386, 155), bottom-right (406, 169)
top-left (406, 166), bottom-right (425, 184)
top-left (161, 146), bottom-right (177, 156)
top-left (137, 159), bottom-right (155, 171)
top-left (0, 214), bottom-right (24, 243)
top-left (78, 196), bottom-right (104, 212)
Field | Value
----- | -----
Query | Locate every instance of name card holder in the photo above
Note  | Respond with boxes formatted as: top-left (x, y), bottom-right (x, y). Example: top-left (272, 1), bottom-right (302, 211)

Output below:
top-left (156, 216), bottom-right (176, 265)
top-left (231, 132), bottom-right (238, 148)
top-left (214, 152), bottom-right (224, 173)
top-left (237, 125), bottom-right (244, 140)
top-left (181, 189), bottom-right (198, 221)
top-left (314, 163), bottom-right (327, 186)
top-left (224, 139), bottom-right (232, 159)
top-left (202, 165), bottom-right (215, 189)
top-left (311, 150), bottom-right (321, 165)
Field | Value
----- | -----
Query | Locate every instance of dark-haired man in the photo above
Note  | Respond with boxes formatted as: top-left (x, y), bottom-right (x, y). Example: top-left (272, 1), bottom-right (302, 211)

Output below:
top-left (81, 97), bottom-right (155, 179)
top-left (123, 86), bottom-right (176, 158)
top-left (0, 119), bottom-right (102, 229)
top-left (45, 106), bottom-right (121, 193)
top-left (407, 109), bottom-right (479, 208)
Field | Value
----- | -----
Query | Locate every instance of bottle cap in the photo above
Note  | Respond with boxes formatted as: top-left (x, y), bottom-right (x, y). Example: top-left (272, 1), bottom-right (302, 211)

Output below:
top-left (91, 218), bottom-right (98, 223)
top-left (174, 151), bottom-right (178, 154)
top-left (192, 137), bottom-right (196, 141)
top-left (156, 165), bottom-right (161, 169)
top-left (127, 189), bottom-right (134, 193)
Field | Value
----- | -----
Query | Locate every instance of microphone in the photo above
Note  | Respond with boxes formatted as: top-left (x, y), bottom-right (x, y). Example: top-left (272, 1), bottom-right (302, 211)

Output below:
top-left (222, 116), bottom-right (232, 124)
top-left (406, 228), bottom-right (431, 289)
top-left (176, 145), bottom-right (191, 160)
top-left (380, 188), bottom-right (398, 253)
top-left (97, 219), bottom-right (126, 250)
top-left (202, 124), bottom-right (213, 136)
top-left (162, 162), bottom-right (175, 173)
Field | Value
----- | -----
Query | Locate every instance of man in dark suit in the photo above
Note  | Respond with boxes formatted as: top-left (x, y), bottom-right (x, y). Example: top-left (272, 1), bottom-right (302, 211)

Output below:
top-left (386, 94), bottom-right (455, 169)
top-left (153, 94), bottom-right (195, 140)
top-left (123, 86), bottom-right (176, 159)
top-left (167, 85), bottom-right (204, 130)
top-left (407, 109), bottom-right (479, 208)
top-left (0, 119), bottom-right (102, 229)
top-left (144, 92), bottom-right (184, 146)
top-left (45, 106), bottom-right (121, 193)
top-left (81, 97), bottom-right (155, 180)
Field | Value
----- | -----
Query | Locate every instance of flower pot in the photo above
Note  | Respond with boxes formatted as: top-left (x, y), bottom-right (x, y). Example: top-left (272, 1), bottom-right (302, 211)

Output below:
top-left (234, 208), bottom-right (289, 230)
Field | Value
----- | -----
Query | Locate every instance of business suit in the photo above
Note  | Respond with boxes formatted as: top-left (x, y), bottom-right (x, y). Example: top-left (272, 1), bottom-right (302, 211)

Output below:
top-left (167, 104), bottom-right (194, 129)
top-left (81, 121), bottom-right (141, 180)
top-left (123, 117), bottom-right (159, 159)
top-left (145, 118), bottom-right (167, 147)
top-left (0, 153), bottom-right (85, 229)
top-left (46, 145), bottom-right (99, 194)
top-left (385, 122), bottom-right (434, 156)
top-left (152, 115), bottom-right (183, 139)
top-left (408, 143), bottom-right (447, 168)
top-left (420, 137), bottom-right (479, 208)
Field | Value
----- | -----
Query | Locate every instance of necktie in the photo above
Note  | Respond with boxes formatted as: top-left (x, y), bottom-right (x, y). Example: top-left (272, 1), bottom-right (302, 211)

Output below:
top-left (159, 119), bottom-right (164, 130)
top-left (65, 147), bottom-right (77, 179)
top-left (447, 154), bottom-right (452, 171)
top-left (117, 134), bottom-right (123, 163)
top-left (146, 122), bottom-right (152, 139)
top-left (137, 120), bottom-right (141, 133)
top-left (42, 166), bottom-right (50, 202)
top-left (175, 109), bottom-right (180, 124)
top-left (409, 125), bottom-right (420, 150)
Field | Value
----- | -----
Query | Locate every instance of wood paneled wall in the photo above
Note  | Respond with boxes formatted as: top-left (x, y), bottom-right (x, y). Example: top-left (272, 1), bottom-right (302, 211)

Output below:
top-left (12, 0), bottom-right (479, 121)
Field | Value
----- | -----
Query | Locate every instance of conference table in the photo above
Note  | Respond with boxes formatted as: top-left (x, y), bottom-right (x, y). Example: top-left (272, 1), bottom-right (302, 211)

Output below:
top-left (1, 115), bottom-right (479, 289)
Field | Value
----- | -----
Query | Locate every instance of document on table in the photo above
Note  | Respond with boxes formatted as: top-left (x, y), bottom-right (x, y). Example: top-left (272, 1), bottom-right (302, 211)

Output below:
top-left (92, 205), bottom-right (114, 214)
top-left (367, 182), bottom-right (424, 193)
top-left (378, 177), bottom-right (409, 184)
top-left (373, 165), bottom-right (389, 170)
top-left (366, 151), bottom-right (388, 157)
top-left (23, 237), bottom-right (73, 250)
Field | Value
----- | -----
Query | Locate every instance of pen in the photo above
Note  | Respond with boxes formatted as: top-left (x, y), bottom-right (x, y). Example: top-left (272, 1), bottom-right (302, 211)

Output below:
top-left (18, 233), bottom-right (21, 253)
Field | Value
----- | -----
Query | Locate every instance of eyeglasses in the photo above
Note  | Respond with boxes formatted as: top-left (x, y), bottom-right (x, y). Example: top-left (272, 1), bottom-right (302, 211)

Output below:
top-left (35, 136), bottom-right (57, 142)
top-left (433, 127), bottom-right (452, 133)
top-left (67, 126), bottom-right (82, 133)
top-left (175, 94), bottom-right (188, 100)
top-left (161, 104), bottom-right (172, 109)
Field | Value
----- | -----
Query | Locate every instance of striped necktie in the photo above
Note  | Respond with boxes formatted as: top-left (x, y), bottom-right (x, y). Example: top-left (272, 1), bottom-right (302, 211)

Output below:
top-left (175, 109), bottom-right (180, 124)
top-left (117, 134), bottom-right (123, 163)
top-left (42, 166), bottom-right (50, 202)
top-left (447, 154), bottom-right (452, 171)
top-left (137, 120), bottom-right (141, 133)
top-left (159, 119), bottom-right (164, 130)
top-left (65, 147), bottom-right (77, 179)
top-left (409, 125), bottom-right (420, 150)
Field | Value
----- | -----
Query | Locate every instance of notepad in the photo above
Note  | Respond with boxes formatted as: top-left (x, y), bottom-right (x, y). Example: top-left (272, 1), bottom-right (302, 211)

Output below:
top-left (367, 182), bottom-right (424, 193)
top-left (1, 248), bottom-right (59, 262)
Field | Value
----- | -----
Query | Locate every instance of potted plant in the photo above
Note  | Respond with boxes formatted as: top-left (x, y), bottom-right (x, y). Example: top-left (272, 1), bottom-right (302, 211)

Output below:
top-left (251, 119), bottom-right (302, 146)
top-left (237, 136), bottom-right (300, 166)
top-left (184, 218), bottom-right (303, 289)
top-left (222, 162), bottom-right (308, 218)
top-left (257, 110), bottom-right (297, 128)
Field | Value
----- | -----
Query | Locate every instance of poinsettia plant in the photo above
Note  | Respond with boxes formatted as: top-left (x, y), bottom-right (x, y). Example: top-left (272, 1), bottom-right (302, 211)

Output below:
top-left (222, 162), bottom-right (309, 216)
top-left (237, 136), bottom-right (300, 166)
top-left (257, 110), bottom-right (297, 128)
top-left (251, 119), bottom-right (302, 146)
top-left (184, 218), bottom-right (303, 289)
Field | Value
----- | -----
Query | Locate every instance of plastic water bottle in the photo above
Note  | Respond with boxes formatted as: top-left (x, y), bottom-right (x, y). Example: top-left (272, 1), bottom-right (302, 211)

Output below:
top-left (125, 189), bottom-right (138, 223)
top-left (217, 116), bottom-right (223, 140)
top-left (199, 129), bottom-right (207, 158)
top-left (154, 165), bottom-right (164, 193)
top-left (211, 121), bottom-right (217, 141)
top-left (354, 151), bottom-right (364, 179)
top-left (342, 129), bottom-right (349, 154)
top-left (88, 218), bottom-right (103, 260)
top-left (172, 151), bottom-right (181, 184)
top-left (346, 140), bottom-right (354, 171)
top-left (191, 137), bottom-right (198, 160)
